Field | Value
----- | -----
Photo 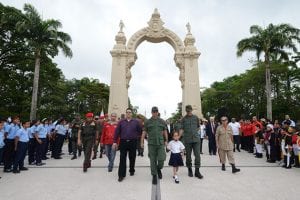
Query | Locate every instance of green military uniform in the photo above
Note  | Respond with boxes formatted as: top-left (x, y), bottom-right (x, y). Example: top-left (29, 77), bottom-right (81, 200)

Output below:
top-left (144, 117), bottom-right (166, 176)
top-left (181, 114), bottom-right (201, 168)
top-left (80, 121), bottom-right (97, 170)
top-left (93, 121), bottom-right (103, 158)
top-left (71, 118), bottom-right (82, 157)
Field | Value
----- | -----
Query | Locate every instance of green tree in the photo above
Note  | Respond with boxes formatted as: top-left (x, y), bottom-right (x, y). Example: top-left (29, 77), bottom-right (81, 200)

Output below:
top-left (237, 23), bottom-right (300, 120)
top-left (17, 4), bottom-right (72, 120)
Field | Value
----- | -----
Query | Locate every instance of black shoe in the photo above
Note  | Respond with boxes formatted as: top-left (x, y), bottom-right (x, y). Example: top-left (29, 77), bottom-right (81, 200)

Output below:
top-left (267, 159), bottom-right (276, 163)
top-left (195, 168), bottom-right (203, 179)
top-left (222, 164), bottom-right (226, 171)
top-left (78, 151), bottom-right (82, 157)
top-left (20, 167), bottom-right (28, 171)
top-left (108, 168), bottom-right (113, 172)
top-left (36, 162), bottom-right (46, 166)
top-left (13, 169), bottom-right (20, 173)
top-left (118, 177), bottom-right (124, 182)
top-left (3, 169), bottom-right (12, 173)
top-left (157, 168), bottom-right (162, 179)
top-left (152, 175), bottom-right (157, 185)
top-left (231, 164), bottom-right (240, 173)
top-left (237, 149), bottom-right (241, 152)
top-left (130, 172), bottom-right (134, 176)
top-left (99, 153), bottom-right (103, 158)
top-left (54, 157), bottom-right (62, 159)
top-left (188, 168), bottom-right (193, 177)
top-left (71, 155), bottom-right (77, 160)
top-left (140, 152), bottom-right (144, 157)
top-left (92, 155), bottom-right (96, 160)
top-left (42, 157), bottom-right (49, 160)
top-left (29, 162), bottom-right (36, 165)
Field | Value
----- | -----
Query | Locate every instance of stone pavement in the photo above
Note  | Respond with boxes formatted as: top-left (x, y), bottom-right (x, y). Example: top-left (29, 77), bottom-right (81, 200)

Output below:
top-left (0, 140), bottom-right (299, 200)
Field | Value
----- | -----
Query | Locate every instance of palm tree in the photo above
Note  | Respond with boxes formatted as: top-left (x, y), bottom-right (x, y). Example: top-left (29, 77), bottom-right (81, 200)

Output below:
top-left (17, 4), bottom-right (72, 120)
top-left (237, 23), bottom-right (300, 121)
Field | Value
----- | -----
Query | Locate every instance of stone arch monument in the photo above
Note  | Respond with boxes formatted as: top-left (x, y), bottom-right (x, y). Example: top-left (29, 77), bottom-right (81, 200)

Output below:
top-left (108, 9), bottom-right (203, 118)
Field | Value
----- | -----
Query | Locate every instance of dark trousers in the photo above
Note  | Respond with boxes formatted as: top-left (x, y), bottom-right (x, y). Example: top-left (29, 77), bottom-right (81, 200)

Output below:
top-left (200, 138), bottom-right (204, 153)
top-left (3, 139), bottom-right (15, 170)
top-left (68, 135), bottom-right (72, 154)
top-left (28, 138), bottom-right (36, 164)
top-left (52, 134), bottom-right (65, 158)
top-left (208, 137), bottom-right (216, 155)
top-left (0, 147), bottom-right (4, 164)
top-left (43, 136), bottom-right (50, 158)
top-left (137, 136), bottom-right (144, 155)
top-left (118, 139), bottom-right (137, 178)
top-left (36, 138), bottom-right (46, 164)
top-left (13, 142), bottom-right (28, 170)
top-left (71, 137), bottom-right (82, 156)
top-left (244, 135), bottom-right (254, 152)
top-left (233, 135), bottom-right (240, 151)
top-left (269, 143), bottom-right (278, 161)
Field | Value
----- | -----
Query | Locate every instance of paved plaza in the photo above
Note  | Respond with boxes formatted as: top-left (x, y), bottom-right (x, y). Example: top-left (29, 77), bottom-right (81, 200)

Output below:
top-left (0, 140), bottom-right (299, 200)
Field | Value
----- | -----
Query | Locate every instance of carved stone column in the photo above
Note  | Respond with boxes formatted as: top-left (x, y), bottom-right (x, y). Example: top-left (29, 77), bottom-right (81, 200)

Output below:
top-left (108, 21), bottom-right (131, 117)
top-left (181, 24), bottom-right (203, 118)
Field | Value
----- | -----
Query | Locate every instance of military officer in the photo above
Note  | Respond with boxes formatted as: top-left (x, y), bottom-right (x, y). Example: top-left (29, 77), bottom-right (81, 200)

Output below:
top-left (141, 106), bottom-right (168, 185)
top-left (179, 105), bottom-right (203, 179)
top-left (78, 112), bottom-right (99, 172)
top-left (215, 116), bottom-right (240, 173)
top-left (71, 114), bottom-right (82, 160)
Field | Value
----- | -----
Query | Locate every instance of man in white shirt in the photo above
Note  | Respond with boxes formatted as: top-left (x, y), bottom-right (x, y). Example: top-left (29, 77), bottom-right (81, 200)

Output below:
top-left (228, 118), bottom-right (241, 152)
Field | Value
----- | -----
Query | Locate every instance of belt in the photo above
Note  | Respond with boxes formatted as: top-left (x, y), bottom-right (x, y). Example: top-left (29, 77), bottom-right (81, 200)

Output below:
top-left (121, 139), bottom-right (136, 142)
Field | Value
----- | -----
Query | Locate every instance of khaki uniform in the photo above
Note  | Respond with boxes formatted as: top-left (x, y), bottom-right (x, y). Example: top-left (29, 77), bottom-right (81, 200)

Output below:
top-left (144, 117), bottom-right (166, 175)
top-left (80, 121), bottom-right (97, 166)
top-left (181, 114), bottom-right (201, 168)
top-left (215, 125), bottom-right (235, 164)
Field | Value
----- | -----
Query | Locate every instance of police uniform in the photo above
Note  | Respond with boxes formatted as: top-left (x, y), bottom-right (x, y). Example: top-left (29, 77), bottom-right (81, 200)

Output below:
top-left (79, 113), bottom-right (97, 172)
top-left (144, 116), bottom-right (167, 177)
top-left (35, 123), bottom-right (48, 165)
top-left (180, 105), bottom-right (203, 178)
top-left (28, 124), bottom-right (37, 164)
top-left (215, 124), bottom-right (240, 173)
top-left (13, 127), bottom-right (29, 172)
top-left (52, 122), bottom-right (67, 159)
top-left (3, 122), bottom-right (20, 172)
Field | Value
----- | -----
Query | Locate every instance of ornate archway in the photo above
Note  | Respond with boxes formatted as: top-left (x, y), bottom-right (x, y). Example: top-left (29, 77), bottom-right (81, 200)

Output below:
top-left (108, 9), bottom-right (203, 118)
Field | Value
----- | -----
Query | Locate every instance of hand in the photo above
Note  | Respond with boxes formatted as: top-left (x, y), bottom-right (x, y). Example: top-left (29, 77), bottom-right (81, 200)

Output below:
top-left (100, 143), bottom-right (104, 147)
top-left (78, 139), bottom-right (82, 146)
top-left (112, 143), bottom-right (118, 151)
top-left (164, 141), bottom-right (168, 146)
top-left (141, 143), bottom-right (144, 149)
top-left (14, 147), bottom-right (17, 151)
top-left (38, 139), bottom-right (42, 144)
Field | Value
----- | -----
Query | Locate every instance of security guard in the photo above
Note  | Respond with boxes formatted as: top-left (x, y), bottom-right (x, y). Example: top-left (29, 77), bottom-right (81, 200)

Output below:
top-left (141, 106), bottom-right (168, 185)
top-left (215, 116), bottom-right (240, 173)
top-left (71, 114), bottom-right (82, 160)
top-left (78, 112), bottom-right (98, 172)
top-left (179, 105), bottom-right (203, 179)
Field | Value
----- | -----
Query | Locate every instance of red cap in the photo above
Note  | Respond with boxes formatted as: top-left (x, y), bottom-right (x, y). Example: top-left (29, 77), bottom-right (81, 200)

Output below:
top-left (100, 116), bottom-right (105, 119)
top-left (85, 112), bottom-right (94, 118)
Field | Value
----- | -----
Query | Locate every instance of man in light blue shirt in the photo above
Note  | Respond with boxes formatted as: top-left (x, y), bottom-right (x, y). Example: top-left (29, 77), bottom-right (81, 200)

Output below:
top-left (13, 120), bottom-right (30, 173)
top-left (52, 118), bottom-right (67, 159)
top-left (28, 121), bottom-right (38, 165)
top-left (3, 116), bottom-right (20, 172)
top-left (0, 118), bottom-right (6, 166)
top-left (34, 119), bottom-right (48, 166)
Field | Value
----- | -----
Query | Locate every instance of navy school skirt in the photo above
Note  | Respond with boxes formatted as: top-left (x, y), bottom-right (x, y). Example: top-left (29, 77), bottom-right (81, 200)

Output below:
top-left (168, 152), bottom-right (184, 167)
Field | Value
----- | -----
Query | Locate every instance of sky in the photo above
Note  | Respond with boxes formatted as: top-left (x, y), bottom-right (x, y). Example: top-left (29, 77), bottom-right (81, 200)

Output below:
top-left (2, 0), bottom-right (300, 118)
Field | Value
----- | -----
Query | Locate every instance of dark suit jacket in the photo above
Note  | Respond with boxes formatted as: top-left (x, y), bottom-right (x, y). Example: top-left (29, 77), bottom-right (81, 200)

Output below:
top-left (206, 122), bottom-right (217, 139)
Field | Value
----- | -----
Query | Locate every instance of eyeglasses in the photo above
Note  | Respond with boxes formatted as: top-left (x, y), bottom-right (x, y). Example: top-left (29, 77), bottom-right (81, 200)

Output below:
top-left (221, 119), bottom-right (227, 122)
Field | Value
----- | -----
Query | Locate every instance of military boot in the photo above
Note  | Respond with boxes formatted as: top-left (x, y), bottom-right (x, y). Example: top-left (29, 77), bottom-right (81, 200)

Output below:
top-left (231, 164), bottom-right (240, 173)
top-left (87, 160), bottom-right (91, 168)
top-left (188, 167), bottom-right (193, 177)
top-left (157, 168), bottom-right (162, 179)
top-left (152, 175), bottom-right (157, 185)
top-left (194, 168), bottom-right (203, 179)
top-left (221, 164), bottom-right (226, 171)
top-left (83, 163), bottom-right (87, 172)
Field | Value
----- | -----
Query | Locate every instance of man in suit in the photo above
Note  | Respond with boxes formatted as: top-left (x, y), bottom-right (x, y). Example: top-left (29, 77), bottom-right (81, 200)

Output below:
top-left (206, 117), bottom-right (217, 155)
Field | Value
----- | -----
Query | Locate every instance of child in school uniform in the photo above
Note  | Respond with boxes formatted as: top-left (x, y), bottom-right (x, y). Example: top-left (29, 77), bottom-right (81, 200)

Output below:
top-left (167, 132), bottom-right (185, 184)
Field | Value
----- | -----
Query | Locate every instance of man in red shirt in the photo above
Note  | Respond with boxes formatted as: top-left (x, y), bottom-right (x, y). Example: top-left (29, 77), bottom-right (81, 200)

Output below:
top-left (100, 113), bottom-right (118, 172)
top-left (241, 120), bottom-right (256, 153)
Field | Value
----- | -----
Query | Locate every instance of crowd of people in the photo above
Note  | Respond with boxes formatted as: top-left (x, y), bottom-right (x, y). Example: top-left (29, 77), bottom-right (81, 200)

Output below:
top-left (0, 108), bottom-right (299, 184)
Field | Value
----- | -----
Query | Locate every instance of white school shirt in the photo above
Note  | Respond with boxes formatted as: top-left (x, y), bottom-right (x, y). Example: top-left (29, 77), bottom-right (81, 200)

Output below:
top-left (167, 140), bottom-right (185, 154)
top-left (228, 122), bottom-right (241, 136)
top-left (199, 124), bottom-right (206, 138)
